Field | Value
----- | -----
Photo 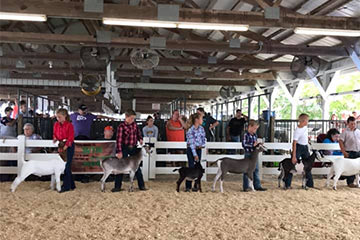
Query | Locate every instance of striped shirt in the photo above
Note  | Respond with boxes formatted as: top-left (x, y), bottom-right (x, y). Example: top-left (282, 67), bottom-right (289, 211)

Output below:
top-left (242, 131), bottom-right (257, 153)
top-left (186, 125), bottom-right (206, 157)
top-left (116, 121), bottom-right (142, 154)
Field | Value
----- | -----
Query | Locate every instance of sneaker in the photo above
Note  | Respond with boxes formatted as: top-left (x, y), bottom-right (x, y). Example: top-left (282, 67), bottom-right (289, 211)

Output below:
top-left (111, 188), bottom-right (122, 192)
top-left (139, 187), bottom-right (148, 191)
top-left (185, 188), bottom-right (191, 192)
top-left (192, 188), bottom-right (198, 192)
top-left (255, 187), bottom-right (267, 191)
top-left (348, 183), bottom-right (357, 188)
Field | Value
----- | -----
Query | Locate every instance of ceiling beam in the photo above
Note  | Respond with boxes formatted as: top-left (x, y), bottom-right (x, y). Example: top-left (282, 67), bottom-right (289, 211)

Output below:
top-left (1, 64), bottom-right (274, 80)
top-left (0, 52), bottom-right (292, 70)
top-left (1, 0), bottom-right (359, 30)
top-left (0, 31), bottom-right (348, 56)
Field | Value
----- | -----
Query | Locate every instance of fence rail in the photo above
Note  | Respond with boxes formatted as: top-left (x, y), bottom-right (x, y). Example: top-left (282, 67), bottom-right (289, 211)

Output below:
top-left (1, 137), bottom-right (342, 182)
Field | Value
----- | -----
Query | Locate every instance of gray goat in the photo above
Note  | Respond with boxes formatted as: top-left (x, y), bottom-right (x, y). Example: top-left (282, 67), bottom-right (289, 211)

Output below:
top-left (212, 144), bottom-right (266, 193)
top-left (100, 145), bottom-right (150, 192)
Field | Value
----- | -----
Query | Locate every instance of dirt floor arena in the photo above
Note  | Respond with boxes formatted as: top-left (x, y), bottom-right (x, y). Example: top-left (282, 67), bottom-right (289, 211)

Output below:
top-left (1, 175), bottom-right (359, 240)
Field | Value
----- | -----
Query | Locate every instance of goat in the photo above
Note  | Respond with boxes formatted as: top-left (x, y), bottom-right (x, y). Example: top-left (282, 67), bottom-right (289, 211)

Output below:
top-left (11, 141), bottom-right (66, 192)
top-left (100, 145), bottom-right (150, 192)
top-left (277, 150), bottom-right (322, 190)
top-left (211, 144), bottom-right (266, 193)
top-left (277, 158), bottom-right (297, 189)
top-left (322, 156), bottom-right (360, 190)
top-left (173, 160), bottom-right (204, 192)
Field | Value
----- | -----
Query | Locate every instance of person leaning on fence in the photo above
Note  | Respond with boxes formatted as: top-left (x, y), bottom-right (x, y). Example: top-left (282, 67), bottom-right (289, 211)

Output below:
top-left (70, 104), bottom-right (98, 140)
top-left (23, 123), bottom-right (42, 154)
top-left (322, 128), bottom-right (342, 156)
top-left (53, 108), bottom-right (75, 193)
top-left (142, 115), bottom-right (159, 139)
top-left (185, 113), bottom-right (206, 192)
top-left (112, 109), bottom-right (147, 192)
top-left (166, 109), bottom-right (186, 142)
top-left (285, 113), bottom-right (312, 189)
top-left (0, 107), bottom-right (17, 138)
top-left (339, 116), bottom-right (360, 188)
top-left (242, 120), bottom-right (267, 192)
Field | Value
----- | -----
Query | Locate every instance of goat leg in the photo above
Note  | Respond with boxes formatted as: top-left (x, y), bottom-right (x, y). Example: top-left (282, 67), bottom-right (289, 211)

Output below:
top-left (212, 169), bottom-right (222, 192)
top-left (50, 174), bottom-right (55, 190)
top-left (176, 176), bottom-right (186, 192)
top-left (129, 171), bottom-right (135, 192)
top-left (197, 179), bottom-right (202, 193)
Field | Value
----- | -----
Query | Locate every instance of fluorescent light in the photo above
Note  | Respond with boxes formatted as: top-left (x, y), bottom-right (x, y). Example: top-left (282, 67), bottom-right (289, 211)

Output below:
top-left (102, 18), bottom-right (249, 31)
top-left (0, 12), bottom-right (47, 22)
top-left (294, 27), bottom-right (360, 37)
top-left (103, 18), bottom-right (177, 28)
top-left (178, 22), bottom-right (249, 31)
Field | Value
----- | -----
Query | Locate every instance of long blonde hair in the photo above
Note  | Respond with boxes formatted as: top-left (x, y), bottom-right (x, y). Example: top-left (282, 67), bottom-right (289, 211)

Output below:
top-left (56, 108), bottom-right (70, 122)
top-left (186, 113), bottom-right (201, 130)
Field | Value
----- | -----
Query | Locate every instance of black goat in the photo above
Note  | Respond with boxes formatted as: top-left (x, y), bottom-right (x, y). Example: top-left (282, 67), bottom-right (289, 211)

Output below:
top-left (173, 161), bottom-right (204, 192)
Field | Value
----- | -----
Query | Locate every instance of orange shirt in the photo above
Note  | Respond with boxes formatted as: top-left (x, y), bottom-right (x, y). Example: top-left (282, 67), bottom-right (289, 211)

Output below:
top-left (166, 119), bottom-right (185, 141)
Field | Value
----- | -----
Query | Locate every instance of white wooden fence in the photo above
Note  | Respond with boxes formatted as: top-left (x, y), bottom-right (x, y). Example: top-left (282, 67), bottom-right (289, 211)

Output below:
top-left (1, 136), bottom-right (341, 182)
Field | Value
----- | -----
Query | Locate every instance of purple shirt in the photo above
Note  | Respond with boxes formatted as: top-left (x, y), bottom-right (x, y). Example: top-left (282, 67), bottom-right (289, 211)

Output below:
top-left (70, 112), bottom-right (96, 138)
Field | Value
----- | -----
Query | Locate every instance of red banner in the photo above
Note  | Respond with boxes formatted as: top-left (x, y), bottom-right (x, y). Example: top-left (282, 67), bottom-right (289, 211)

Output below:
top-left (72, 141), bottom-right (116, 172)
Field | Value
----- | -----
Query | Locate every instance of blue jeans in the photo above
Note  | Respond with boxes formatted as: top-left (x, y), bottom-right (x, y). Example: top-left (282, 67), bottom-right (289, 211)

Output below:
top-left (284, 144), bottom-right (312, 188)
top-left (62, 144), bottom-right (75, 190)
top-left (114, 145), bottom-right (145, 189)
top-left (228, 135), bottom-right (241, 155)
top-left (346, 151), bottom-right (360, 185)
top-left (186, 147), bottom-right (202, 190)
top-left (243, 152), bottom-right (262, 190)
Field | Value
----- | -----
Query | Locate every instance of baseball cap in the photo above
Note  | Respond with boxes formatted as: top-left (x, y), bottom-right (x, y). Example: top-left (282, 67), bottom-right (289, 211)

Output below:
top-left (78, 104), bottom-right (87, 111)
top-left (104, 126), bottom-right (114, 131)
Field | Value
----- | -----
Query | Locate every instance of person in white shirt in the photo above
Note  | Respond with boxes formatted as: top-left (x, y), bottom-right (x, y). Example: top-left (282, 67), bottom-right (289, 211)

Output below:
top-left (339, 116), bottom-right (360, 187)
top-left (142, 116), bottom-right (159, 139)
top-left (284, 113), bottom-right (312, 189)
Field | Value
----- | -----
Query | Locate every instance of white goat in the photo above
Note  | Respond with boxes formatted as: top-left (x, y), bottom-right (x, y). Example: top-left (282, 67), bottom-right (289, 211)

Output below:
top-left (322, 156), bottom-right (360, 190)
top-left (11, 154), bottom-right (66, 192)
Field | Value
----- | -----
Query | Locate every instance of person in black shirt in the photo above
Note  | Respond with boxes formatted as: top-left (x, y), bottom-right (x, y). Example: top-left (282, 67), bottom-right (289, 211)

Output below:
top-left (196, 107), bottom-right (219, 142)
top-left (227, 109), bottom-right (248, 153)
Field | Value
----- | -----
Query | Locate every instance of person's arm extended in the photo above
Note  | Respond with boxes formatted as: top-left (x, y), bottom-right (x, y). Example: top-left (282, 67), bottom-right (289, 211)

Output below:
top-left (7, 118), bottom-right (16, 127)
top-left (291, 140), bottom-right (297, 164)
top-left (339, 140), bottom-right (349, 158)
top-left (179, 117), bottom-right (187, 129)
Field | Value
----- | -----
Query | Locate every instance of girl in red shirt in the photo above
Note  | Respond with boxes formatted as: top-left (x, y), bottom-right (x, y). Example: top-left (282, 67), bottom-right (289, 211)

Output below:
top-left (53, 108), bottom-right (75, 193)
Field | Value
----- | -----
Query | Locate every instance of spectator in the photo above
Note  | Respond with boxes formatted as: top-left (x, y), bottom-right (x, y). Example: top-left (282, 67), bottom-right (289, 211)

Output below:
top-left (339, 116), bottom-right (360, 188)
top-left (166, 109), bottom-right (186, 142)
top-left (23, 123), bottom-right (42, 154)
top-left (18, 100), bottom-right (33, 117)
top-left (227, 109), bottom-right (248, 150)
top-left (70, 104), bottom-right (97, 140)
top-left (352, 111), bottom-right (360, 121)
top-left (322, 128), bottom-right (342, 156)
top-left (0, 107), bottom-right (16, 138)
top-left (143, 115), bottom-right (159, 139)
top-left (103, 126), bottom-right (114, 140)
top-left (197, 107), bottom-right (219, 142)
top-left (53, 108), bottom-right (75, 193)
top-left (112, 109), bottom-right (146, 192)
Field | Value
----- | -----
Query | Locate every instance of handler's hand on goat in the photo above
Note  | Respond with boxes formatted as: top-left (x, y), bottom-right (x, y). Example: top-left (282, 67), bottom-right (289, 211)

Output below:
top-left (139, 139), bottom-right (143, 145)
top-left (116, 153), bottom-right (123, 159)
top-left (291, 157), bottom-right (297, 164)
top-left (343, 152), bottom-right (349, 158)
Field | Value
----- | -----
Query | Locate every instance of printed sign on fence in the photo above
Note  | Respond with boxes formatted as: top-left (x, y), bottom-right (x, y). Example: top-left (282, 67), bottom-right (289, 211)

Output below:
top-left (72, 141), bottom-right (116, 172)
